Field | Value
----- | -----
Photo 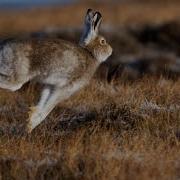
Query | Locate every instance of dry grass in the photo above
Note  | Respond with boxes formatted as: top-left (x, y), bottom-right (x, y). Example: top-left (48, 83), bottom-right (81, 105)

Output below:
top-left (0, 77), bottom-right (179, 179)
top-left (0, 1), bottom-right (180, 37)
top-left (0, 1), bottom-right (180, 179)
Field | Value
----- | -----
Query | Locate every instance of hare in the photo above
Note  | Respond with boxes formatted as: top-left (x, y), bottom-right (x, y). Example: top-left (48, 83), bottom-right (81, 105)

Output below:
top-left (0, 9), bottom-right (112, 133)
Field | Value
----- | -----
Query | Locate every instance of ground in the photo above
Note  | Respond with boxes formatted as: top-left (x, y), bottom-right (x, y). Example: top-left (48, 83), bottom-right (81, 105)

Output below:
top-left (0, 1), bottom-right (180, 179)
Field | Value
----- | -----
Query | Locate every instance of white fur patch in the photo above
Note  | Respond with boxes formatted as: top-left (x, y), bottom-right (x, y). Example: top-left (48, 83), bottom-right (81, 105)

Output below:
top-left (84, 32), bottom-right (96, 46)
top-left (94, 46), bottom-right (113, 63)
top-left (0, 44), bottom-right (14, 76)
top-left (0, 82), bottom-right (23, 91)
top-left (38, 88), bottom-right (51, 110)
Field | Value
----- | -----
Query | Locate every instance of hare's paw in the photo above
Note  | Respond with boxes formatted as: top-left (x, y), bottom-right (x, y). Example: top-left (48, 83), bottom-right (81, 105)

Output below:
top-left (28, 106), bottom-right (37, 118)
top-left (27, 106), bottom-right (39, 133)
top-left (27, 119), bottom-right (33, 134)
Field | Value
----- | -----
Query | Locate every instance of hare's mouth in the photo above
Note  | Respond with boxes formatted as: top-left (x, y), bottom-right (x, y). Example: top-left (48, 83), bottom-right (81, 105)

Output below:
top-left (95, 50), bottom-right (112, 63)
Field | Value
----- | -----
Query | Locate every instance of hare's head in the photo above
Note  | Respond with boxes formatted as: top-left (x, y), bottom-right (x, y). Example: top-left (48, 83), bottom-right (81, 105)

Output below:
top-left (79, 9), bottom-right (112, 63)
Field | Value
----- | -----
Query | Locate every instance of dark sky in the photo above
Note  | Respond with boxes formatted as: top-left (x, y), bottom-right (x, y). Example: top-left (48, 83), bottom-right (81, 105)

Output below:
top-left (0, 0), bottom-right (76, 8)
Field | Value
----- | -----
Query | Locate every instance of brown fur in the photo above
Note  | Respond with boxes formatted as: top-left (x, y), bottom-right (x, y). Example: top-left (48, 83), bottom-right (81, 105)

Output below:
top-left (0, 9), bottom-right (112, 132)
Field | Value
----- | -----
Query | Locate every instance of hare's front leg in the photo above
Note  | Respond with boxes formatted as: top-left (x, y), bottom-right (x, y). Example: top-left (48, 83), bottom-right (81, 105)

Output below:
top-left (27, 82), bottom-right (84, 133)
top-left (27, 85), bottom-right (57, 133)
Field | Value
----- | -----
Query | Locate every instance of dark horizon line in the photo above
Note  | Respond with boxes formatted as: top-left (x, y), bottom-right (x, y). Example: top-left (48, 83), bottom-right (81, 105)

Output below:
top-left (0, 1), bottom-right (76, 9)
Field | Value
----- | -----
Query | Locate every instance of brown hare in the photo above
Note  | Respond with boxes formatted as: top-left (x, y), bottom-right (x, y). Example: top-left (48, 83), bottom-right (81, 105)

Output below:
top-left (0, 9), bottom-right (112, 133)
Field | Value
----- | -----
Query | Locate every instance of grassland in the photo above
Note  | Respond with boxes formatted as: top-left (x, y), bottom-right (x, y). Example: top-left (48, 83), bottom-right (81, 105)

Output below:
top-left (0, 1), bottom-right (180, 179)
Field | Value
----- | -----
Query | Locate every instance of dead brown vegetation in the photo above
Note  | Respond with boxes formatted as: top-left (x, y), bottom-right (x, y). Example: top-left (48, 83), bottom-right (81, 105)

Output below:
top-left (0, 1), bottom-right (180, 179)
top-left (0, 77), bottom-right (179, 179)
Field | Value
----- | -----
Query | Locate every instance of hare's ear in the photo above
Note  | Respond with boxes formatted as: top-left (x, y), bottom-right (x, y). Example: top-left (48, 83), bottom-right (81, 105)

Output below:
top-left (93, 12), bottom-right (102, 35)
top-left (79, 9), bottom-right (102, 47)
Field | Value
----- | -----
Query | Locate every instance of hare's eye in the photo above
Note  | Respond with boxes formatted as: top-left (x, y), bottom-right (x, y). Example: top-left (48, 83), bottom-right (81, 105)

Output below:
top-left (100, 39), bottom-right (106, 45)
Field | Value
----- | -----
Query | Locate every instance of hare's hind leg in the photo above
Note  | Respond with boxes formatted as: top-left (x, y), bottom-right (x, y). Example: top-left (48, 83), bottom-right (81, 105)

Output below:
top-left (0, 73), bottom-right (23, 91)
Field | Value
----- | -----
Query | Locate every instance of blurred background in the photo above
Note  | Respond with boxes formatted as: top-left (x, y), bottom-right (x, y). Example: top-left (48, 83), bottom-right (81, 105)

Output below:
top-left (0, 0), bottom-right (180, 82)
top-left (0, 0), bottom-right (180, 34)
top-left (0, 2), bottom-right (180, 179)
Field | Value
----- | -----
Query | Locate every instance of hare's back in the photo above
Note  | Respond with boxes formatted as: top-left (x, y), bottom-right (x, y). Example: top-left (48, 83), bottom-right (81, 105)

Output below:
top-left (0, 38), bottom-right (94, 86)
top-left (29, 38), bottom-right (94, 74)
top-left (28, 39), bottom-right (95, 85)
top-left (0, 39), bottom-right (31, 77)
